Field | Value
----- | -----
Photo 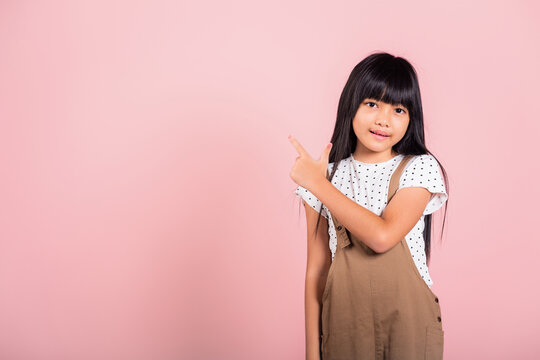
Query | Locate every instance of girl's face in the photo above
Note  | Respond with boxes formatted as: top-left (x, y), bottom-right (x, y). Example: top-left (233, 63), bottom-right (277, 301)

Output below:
top-left (352, 98), bottom-right (410, 156)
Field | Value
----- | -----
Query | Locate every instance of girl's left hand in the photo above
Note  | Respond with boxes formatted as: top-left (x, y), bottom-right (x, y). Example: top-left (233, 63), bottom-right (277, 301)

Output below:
top-left (288, 135), bottom-right (332, 191)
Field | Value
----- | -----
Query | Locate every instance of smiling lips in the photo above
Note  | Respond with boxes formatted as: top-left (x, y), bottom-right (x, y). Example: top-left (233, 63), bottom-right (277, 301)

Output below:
top-left (370, 130), bottom-right (390, 140)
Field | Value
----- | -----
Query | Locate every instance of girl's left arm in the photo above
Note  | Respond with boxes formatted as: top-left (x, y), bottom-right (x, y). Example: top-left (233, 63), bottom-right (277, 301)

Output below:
top-left (309, 178), bottom-right (431, 253)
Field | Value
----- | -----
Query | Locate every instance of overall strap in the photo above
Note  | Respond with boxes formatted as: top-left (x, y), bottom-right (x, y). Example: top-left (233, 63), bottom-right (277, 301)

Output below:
top-left (330, 154), bottom-right (416, 249)
top-left (387, 155), bottom-right (415, 203)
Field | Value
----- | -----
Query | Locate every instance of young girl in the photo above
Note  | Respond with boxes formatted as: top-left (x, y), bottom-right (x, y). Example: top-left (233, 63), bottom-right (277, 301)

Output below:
top-left (289, 52), bottom-right (449, 360)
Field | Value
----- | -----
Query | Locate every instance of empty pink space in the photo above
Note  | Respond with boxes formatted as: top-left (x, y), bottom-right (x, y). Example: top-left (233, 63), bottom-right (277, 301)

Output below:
top-left (0, 0), bottom-right (538, 359)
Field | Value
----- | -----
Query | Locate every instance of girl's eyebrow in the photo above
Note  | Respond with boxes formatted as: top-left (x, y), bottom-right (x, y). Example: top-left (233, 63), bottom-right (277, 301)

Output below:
top-left (366, 99), bottom-right (406, 108)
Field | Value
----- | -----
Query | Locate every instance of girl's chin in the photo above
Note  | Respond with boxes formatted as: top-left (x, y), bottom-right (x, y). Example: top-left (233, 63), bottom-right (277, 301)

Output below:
top-left (363, 140), bottom-right (393, 152)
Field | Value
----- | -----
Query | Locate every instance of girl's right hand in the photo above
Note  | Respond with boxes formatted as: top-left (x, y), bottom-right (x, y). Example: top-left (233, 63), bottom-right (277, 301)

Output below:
top-left (288, 135), bottom-right (332, 191)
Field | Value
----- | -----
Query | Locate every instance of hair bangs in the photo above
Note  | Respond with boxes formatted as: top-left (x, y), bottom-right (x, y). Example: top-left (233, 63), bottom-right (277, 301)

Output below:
top-left (359, 61), bottom-right (416, 111)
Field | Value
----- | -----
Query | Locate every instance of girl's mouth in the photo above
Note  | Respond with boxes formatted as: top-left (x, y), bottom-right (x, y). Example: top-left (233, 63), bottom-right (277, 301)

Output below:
top-left (370, 130), bottom-right (390, 140)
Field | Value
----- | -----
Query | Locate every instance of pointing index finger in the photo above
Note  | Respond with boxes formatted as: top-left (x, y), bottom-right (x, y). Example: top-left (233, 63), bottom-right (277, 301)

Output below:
top-left (288, 135), bottom-right (309, 157)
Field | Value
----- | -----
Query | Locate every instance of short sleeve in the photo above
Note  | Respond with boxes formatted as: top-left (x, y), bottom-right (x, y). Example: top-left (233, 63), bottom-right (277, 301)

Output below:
top-left (398, 154), bottom-right (448, 216)
top-left (294, 185), bottom-right (329, 219)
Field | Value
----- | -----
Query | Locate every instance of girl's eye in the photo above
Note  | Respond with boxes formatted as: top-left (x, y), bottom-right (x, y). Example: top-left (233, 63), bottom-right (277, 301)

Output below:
top-left (365, 101), bottom-right (407, 114)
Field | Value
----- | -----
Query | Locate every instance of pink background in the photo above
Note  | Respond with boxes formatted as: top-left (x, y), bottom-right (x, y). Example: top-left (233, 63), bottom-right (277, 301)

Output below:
top-left (1, 0), bottom-right (539, 359)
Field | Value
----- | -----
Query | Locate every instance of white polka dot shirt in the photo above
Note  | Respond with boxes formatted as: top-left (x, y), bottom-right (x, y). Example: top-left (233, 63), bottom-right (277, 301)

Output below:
top-left (295, 153), bottom-right (448, 288)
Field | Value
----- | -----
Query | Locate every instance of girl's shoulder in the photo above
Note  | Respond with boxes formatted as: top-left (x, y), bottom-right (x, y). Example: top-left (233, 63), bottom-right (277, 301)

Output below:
top-left (404, 154), bottom-right (441, 169)
top-left (399, 153), bottom-right (446, 193)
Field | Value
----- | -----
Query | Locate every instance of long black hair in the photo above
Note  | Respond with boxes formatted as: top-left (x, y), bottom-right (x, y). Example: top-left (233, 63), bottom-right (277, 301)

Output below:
top-left (306, 51), bottom-right (449, 265)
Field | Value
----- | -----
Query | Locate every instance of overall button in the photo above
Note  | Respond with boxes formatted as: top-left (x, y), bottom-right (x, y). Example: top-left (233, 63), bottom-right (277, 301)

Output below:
top-left (437, 316), bottom-right (441, 322)
top-left (336, 225), bottom-right (342, 231)
top-left (435, 297), bottom-right (439, 303)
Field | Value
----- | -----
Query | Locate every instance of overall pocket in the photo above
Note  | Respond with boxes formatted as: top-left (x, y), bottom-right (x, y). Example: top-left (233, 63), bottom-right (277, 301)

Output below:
top-left (425, 326), bottom-right (444, 360)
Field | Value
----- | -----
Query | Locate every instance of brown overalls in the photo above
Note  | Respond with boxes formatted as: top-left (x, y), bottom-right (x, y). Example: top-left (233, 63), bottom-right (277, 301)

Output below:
top-left (320, 155), bottom-right (444, 360)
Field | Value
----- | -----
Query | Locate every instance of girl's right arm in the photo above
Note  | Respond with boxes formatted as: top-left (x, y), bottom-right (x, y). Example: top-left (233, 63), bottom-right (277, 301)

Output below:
top-left (303, 200), bottom-right (332, 360)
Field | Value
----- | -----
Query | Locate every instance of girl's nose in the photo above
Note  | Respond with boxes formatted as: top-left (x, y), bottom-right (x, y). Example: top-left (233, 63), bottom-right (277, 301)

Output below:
top-left (376, 108), bottom-right (394, 125)
top-left (375, 114), bottom-right (390, 126)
